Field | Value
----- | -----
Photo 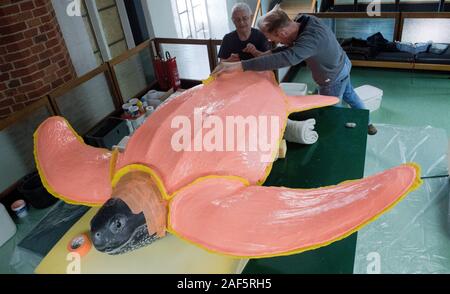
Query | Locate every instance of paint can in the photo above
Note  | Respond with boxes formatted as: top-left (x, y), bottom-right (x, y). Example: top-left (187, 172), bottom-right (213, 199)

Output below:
top-left (11, 199), bottom-right (28, 219)
top-left (129, 98), bottom-right (139, 106)
top-left (130, 98), bottom-right (144, 112)
top-left (122, 103), bottom-right (132, 115)
top-left (129, 105), bottom-right (140, 118)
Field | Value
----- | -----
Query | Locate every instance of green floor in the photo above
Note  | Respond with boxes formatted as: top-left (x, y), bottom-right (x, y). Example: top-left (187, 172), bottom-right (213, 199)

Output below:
top-left (292, 67), bottom-right (450, 137)
top-left (291, 66), bottom-right (450, 273)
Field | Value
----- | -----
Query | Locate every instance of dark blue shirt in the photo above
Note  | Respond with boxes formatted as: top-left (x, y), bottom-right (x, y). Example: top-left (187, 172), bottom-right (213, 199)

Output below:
top-left (218, 28), bottom-right (271, 61)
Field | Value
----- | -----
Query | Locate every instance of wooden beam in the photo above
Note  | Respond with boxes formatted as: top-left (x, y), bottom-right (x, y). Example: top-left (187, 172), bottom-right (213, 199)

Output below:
top-left (401, 12), bottom-right (450, 19)
top-left (252, 0), bottom-right (262, 27)
top-left (153, 38), bottom-right (211, 45)
top-left (0, 97), bottom-right (54, 131)
top-left (105, 61), bottom-right (124, 108)
top-left (48, 63), bottom-right (110, 98)
top-left (351, 60), bottom-right (415, 69)
top-left (108, 39), bottom-right (152, 66)
top-left (413, 63), bottom-right (450, 72)
top-left (314, 12), bottom-right (399, 18)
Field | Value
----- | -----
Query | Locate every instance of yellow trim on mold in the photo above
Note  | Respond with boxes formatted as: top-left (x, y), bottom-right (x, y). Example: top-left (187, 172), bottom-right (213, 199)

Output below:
top-left (202, 75), bottom-right (215, 86)
top-left (33, 116), bottom-right (111, 207)
top-left (112, 164), bottom-right (170, 201)
top-left (167, 163), bottom-right (422, 259)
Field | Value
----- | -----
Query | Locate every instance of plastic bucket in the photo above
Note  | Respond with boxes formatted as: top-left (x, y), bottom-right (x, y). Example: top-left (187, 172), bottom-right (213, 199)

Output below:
top-left (11, 199), bottom-right (28, 218)
top-left (18, 172), bottom-right (58, 209)
top-left (0, 203), bottom-right (17, 246)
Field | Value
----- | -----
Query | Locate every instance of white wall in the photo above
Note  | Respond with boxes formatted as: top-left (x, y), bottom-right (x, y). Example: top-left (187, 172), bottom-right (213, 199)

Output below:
top-left (206, 0), bottom-right (231, 39)
top-left (51, 0), bottom-right (98, 76)
top-left (145, 0), bottom-right (178, 38)
top-left (142, 0), bottom-right (231, 40)
top-left (142, 0), bottom-right (261, 40)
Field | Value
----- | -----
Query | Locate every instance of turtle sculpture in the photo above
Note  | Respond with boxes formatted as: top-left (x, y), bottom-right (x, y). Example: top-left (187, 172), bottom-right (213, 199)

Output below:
top-left (34, 71), bottom-right (421, 257)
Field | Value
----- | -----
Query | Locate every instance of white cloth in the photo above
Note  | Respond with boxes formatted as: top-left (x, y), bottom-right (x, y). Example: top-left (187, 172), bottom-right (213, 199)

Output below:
top-left (284, 119), bottom-right (318, 145)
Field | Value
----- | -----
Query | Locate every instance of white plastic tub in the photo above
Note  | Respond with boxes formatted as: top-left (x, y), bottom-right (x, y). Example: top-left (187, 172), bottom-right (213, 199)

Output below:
top-left (354, 85), bottom-right (383, 112)
top-left (0, 203), bottom-right (17, 247)
top-left (280, 83), bottom-right (308, 96)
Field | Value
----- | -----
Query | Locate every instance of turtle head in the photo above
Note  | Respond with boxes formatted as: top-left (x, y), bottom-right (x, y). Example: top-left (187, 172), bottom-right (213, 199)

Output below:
top-left (90, 171), bottom-right (167, 255)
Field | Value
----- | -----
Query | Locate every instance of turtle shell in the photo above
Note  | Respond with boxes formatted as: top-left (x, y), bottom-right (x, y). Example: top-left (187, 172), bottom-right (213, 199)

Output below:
top-left (115, 72), bottom-right (288, 195)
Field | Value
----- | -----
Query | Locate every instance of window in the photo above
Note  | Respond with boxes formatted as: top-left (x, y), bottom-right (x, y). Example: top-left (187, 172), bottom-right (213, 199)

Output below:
top-left (81, 0), bottom-right (134, 62)
top-left (173, 0), bottom-right (210, 39)
top-left (95, 0), bottom-right (128, 59)
top-left (401, 18), bottom-right (450, 43)
top-left (81, 1), bottom-right (103, 65)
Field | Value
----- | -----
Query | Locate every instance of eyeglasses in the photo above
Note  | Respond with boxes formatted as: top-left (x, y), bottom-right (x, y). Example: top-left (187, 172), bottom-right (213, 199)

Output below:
top-left (232, 16), bottom-right (250, 23)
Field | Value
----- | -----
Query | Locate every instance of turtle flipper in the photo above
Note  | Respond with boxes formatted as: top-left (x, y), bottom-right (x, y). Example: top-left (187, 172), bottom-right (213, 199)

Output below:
top-left (34, 116), bottom-right (115, 206)
top-left (286, 94), bottom-right (339, 114)
top-left (169, 164), bottom-right (421, 258)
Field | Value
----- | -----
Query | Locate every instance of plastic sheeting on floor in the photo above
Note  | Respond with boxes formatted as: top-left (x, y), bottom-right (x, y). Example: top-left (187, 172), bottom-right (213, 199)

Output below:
top-left (0, 206), bottom-right (53, 274)
top-left (5, 201), bottom-right (87, 274)
top-left (354, 178), bottom-right (450, 273)
top-left (364, 124), bottom-right (448, 178)
top-left (354, 124), bottom-right (450, 273)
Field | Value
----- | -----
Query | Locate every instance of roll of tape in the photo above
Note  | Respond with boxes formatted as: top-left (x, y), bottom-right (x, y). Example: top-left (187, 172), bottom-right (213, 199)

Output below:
top-left (67, 233), bottom-right (92, 257)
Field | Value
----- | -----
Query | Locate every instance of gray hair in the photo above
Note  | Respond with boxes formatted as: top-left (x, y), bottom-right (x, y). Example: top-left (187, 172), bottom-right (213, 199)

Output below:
top-left (257, 8), bottom-right (291, 33)
top-left (231, 2), bottom-right (252, 17)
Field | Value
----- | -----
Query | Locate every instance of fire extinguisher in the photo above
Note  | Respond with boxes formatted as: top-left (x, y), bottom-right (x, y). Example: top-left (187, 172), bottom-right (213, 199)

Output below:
top-left (152, 54), bottom-right (170, 91)
top-left (152, 51), bottom-right (181, 91)
top-left (164, 51), bottom-right (181, 91)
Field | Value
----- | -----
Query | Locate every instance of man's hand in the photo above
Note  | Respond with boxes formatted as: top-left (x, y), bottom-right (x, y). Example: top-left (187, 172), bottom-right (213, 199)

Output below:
top-left (212, 61), bottom-right (243, 77)
top-left (243, 43), bottom-right (262, 57)
top-left (221, 53), bottom-right (240, 62)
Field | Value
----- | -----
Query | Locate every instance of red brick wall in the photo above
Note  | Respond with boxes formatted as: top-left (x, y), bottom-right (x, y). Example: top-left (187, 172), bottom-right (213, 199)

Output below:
top-left (0, 0), bottom-right (76, 118)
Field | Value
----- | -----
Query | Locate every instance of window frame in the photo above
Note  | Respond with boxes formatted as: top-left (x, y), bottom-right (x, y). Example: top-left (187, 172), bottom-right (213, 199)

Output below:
top-left (83, 0), bottom-right (136, 62)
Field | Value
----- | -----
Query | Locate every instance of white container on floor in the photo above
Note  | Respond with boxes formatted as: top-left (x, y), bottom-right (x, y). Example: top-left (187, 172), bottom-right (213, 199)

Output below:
top-left (280, 83), bottom-right (308, 96)
top-left (0, 203), bottom-right (17, 247)
top-left (354, 85), bottom-right (383, 112)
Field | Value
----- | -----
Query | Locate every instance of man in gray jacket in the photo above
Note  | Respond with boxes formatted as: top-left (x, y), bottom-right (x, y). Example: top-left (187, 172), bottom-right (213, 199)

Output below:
top-left (213, 8), bottom-right (377, 135)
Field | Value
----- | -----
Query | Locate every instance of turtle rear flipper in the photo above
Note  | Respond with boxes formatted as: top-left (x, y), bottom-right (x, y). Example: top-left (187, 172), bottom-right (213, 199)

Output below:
top-left (34, 116), bottom-right (115, 206)
top-left (169, 164), bottom-right (421, 258)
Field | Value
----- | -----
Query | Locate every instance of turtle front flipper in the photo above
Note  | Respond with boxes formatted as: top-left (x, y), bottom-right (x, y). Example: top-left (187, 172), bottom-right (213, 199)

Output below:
top-left (168, 164), bottom-right (422, 258)
top-left (34, 116), bottom-right (115, 206)
top-left (285, 94), bottom-right (339, 114)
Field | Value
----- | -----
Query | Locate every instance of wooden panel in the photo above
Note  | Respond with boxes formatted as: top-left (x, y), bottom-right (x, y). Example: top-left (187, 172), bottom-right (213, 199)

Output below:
top-left (413, 63), bottom-right (450, 71)
top-left (401, 12), bottom-right (450, 18)
top-left (207, 40), bottom-right (217, 71)
top-left (110, 45), bottom-right (155, 102)
top-left (314, 12), bottom-right (400, 18)
top-left (48, 69), bottom-right (118, 135)
top-left (0, 98), bottom-right (54, 132)
top-left (154, 38), bottom-right (210, 45)
top-left (252, 0), bottom-right (262, 26)
top-left (108, 39), bottom-right (152, 66)
top-left (48, 64), bottom-right (109, 98)
top-left (211, 39), bottom-right (222, 46)
top-left (351, 60), bottom-right (415, 69)
top-left (352, 60), bottom-right (450, 72)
